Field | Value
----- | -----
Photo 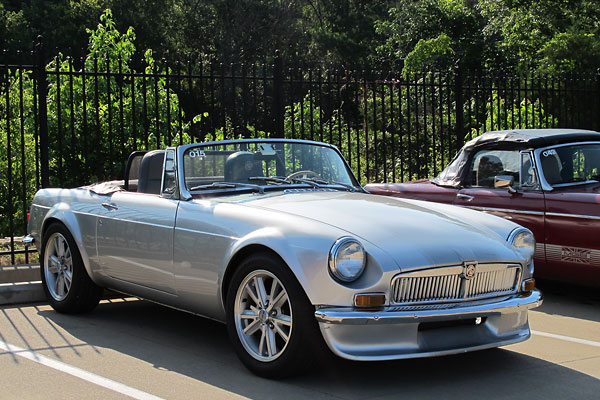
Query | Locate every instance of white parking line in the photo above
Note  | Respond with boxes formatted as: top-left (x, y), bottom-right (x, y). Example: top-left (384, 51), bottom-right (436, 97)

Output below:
top-left (0, 340), bottom-right (164, 400)
top-left (531, 330), bottom-right (600, 348)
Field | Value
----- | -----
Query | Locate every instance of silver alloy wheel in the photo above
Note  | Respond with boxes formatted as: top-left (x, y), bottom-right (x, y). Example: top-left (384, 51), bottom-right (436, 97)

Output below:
top-left (43, 232), bottom-right (73, 301)
top-left (234, 269), bottom-right (293, 362)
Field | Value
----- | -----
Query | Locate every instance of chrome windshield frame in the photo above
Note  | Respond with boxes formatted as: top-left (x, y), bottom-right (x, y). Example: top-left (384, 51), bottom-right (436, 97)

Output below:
top-left (176, 138), bottom-right (363, 200)
top-left (533, 141), bottom-right (600, 191)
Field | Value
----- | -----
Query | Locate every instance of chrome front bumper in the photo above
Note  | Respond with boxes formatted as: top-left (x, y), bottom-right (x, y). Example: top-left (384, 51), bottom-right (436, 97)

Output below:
top-left (315, 289), bottom-right (543, 361)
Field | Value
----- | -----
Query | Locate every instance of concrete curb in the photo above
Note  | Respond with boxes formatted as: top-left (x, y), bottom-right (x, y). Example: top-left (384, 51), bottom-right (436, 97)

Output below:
top-left (0, 264), bottom-right (41, 284)
top-left (0, 263), bottom-right (128, 306)
top-left (0, 281), bottom-right (46, 305)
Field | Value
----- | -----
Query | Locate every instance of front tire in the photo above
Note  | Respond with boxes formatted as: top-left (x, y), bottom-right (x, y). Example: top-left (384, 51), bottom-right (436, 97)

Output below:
top-left (41, 222), bottom-right (103, 313)
top-left (226, 252), bottom-right (323, 378)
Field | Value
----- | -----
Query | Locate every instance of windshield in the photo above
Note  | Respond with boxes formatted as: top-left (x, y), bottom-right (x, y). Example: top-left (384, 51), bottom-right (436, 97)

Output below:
top-left (539, 143), bottom-right (600, 187)
top-left (182, 141), bottom-right (360, 194)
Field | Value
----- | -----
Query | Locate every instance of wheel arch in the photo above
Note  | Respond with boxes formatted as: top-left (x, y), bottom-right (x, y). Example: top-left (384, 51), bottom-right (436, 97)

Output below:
top-left (221, 244), bottom-right (290, 310)
top-left (41, 206), bottom-right (94, 280)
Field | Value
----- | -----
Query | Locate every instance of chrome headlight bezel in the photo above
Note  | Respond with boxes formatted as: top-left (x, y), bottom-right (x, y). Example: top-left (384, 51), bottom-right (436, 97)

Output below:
top-left (328, 237), bottom-right (367, 283)
top-left (508, 227), bottom-right (535, 263)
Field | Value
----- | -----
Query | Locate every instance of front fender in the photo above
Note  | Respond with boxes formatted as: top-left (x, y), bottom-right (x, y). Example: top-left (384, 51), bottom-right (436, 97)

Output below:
top-left (220, 225), bottom-right (393, 311)
top-left (222, 226), bottom-right (329, 302)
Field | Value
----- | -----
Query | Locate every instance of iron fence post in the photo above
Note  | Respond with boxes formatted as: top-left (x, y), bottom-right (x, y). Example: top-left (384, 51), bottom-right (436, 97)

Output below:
top-left (35, 36), bottom-right (50, 188)
top-left (454, 64), bottom-right (464, 152)
top-left (597, 69), bottom-right (600, 131)
top-left (272, 50), bottom-right (284, 138)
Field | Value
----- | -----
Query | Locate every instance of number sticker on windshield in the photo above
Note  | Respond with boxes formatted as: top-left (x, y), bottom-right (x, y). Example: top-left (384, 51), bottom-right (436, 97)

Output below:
top-left (258, 144), bottom-right (277, 156)
top-left (189, 150), bottom-right (206, 158)
top-left (543, 149), bottom-right (557, 157)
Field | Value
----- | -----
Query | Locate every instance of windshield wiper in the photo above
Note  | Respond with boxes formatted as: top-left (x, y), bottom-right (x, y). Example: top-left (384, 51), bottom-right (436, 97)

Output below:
top-left (287, 177), bottom-right (322, 188)
top-left (249, 175), bottom-right (360, 192)
top-left (248, 176), bottom-right (291, 184)
top-left (189, 182), bottom-right (264, 193)
top-left (292, 177), bottom-right (358, 192)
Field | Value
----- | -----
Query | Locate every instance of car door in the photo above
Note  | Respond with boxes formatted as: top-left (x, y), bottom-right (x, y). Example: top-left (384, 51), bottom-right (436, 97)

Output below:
top-left (537, 144), bottom-right (600, 285)
top-left (453, 149), bottom-right (546, 262)
top-left (96, 149), bottom-right (179, 294)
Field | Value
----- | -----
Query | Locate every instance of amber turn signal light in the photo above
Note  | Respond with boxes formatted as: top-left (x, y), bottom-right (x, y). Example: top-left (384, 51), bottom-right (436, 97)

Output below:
top-left (522, 278), bottom-right (535, 292)
top-left (354, 293), bottom-right (386, 308)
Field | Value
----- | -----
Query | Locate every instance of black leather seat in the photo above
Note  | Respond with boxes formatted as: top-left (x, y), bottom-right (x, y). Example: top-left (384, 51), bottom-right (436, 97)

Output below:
top-left (224, 151), bottom-right (263, 183)
top-left (541, 155), bottom-right (562, 185)
top-left (137, 150), bottom-right (165, 194)
top-left (476, 155), bottom-right (504, 187)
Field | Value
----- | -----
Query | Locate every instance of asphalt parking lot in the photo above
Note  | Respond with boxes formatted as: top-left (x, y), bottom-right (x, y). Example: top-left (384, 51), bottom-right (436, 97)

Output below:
top-left (1, 281), bottom-right (599, 400)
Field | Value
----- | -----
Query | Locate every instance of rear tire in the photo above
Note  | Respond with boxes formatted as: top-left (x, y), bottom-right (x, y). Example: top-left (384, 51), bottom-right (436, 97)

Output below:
top-left (226, 252), bottom-right (324, 378)
top-left (41, 222), bottom-right (103, 313)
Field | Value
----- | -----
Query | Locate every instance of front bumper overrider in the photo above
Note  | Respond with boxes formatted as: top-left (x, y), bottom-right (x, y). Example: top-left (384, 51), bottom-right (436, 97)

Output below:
top-left (315, 289), bottom-right (543, 361)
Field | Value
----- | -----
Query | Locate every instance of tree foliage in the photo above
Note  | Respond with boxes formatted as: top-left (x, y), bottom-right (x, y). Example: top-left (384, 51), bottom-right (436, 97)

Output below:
top-left (0, 9), bottom-right (196, 236)
top-left (2, 0), bottom-right (599, 74)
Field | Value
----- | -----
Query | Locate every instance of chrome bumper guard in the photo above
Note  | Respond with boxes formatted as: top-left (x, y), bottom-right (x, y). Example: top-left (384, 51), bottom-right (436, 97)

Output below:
top-left (315, 289), bottom-right (543, 325)
top-left (22, 235), bottom-right (35, 247)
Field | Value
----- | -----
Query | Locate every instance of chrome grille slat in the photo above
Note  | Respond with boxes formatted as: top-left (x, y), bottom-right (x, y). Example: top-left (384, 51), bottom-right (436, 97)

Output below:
top-left (391, 263), bottom-right (521, 304)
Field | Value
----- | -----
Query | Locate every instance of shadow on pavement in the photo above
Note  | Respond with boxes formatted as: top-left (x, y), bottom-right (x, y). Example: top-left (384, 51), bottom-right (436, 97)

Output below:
top-left (36, 298), bottom-right (600, 400)
top-left (535, 279), bottom-right (600, 323)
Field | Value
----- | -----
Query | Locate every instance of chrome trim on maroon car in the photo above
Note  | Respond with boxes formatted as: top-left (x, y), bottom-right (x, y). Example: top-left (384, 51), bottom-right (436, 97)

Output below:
top-left (464, 206), bottom-right (545, 216)
top-left (545, 212), bottom-right (600, 220)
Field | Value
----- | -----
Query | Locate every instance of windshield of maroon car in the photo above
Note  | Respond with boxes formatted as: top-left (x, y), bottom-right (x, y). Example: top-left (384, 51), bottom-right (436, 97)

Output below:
top-left (182, 141), bottom-right (357, 192)
top-left (540, 143), bottom-right (600, 186)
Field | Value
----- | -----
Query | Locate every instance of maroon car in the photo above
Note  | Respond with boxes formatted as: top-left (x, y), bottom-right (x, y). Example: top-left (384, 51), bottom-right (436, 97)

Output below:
top-left (366, 129), bottom-right (600, 287)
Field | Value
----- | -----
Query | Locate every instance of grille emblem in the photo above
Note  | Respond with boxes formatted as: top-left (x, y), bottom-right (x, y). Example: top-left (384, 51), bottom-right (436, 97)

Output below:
top-left (463, 262), bottom-right (477, 280)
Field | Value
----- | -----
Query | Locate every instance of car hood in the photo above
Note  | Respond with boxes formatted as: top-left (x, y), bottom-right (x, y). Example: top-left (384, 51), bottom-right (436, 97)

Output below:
top-left (240, 191), bottom-right (523, 270)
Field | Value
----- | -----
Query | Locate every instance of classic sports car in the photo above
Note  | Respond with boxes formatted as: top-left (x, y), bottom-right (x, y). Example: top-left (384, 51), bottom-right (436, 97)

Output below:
top-left (25, 139), bottom-right (542, 378)
top-left (367, 129), bottom-right (600, 287)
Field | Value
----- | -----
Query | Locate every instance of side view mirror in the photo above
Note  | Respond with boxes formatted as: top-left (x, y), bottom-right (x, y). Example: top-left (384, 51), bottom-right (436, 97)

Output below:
top-left (494, 175), bottom-right (516, 193)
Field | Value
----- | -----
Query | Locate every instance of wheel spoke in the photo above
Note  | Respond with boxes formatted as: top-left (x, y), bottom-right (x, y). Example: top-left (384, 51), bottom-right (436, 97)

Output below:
top-left (273, 314), bottom-right (291, 327)
top-left (267, 290), bottom-right (287, 312)
top-left (56, 237), bottom-right (65, 257)
top-left (273, 322), bottom-right (289, 342)
top-left (48, 256), bottom-right (60, 274)
top-left (245, 285), bottom-right (260, 306)
top-left (55, 275), bottom-right (64, 296)
top-left (258, 326), bottom-right (267, 356)
top-left (268, 279), bottom-right (279, 304)
top-left (240, 310), bottom-right (258, 319)
top-left (266, 327), bottom-right (277, 357)
top-left (243, 318), bottom-right (261, 336)
top-left (254, 276), bottom-right (268, 306)
top-left (63, 271), bottom-right (72, 291)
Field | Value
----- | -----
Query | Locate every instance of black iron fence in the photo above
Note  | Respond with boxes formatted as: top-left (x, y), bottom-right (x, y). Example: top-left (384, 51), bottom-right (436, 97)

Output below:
top-left (2, 42), bottom-right (600, 264)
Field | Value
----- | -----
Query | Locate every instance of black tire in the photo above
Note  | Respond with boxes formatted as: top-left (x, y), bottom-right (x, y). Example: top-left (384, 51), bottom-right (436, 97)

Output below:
top-left (40, 222), bottom-right (103, 313)
top-left (225, 252), bottom-right (325, 378)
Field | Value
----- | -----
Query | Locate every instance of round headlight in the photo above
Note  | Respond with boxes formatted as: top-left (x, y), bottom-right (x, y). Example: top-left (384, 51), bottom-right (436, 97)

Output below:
top-left (328, 237), bottom-right (366, 282)
top-left (508, 227), bottom-right (535, 263)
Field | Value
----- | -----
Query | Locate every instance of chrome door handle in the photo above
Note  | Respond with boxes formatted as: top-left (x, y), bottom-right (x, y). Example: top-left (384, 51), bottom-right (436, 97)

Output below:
top-left (456, 193), bottom-right (474, 202)
top-left (101, 202), bottom-right (119, 210)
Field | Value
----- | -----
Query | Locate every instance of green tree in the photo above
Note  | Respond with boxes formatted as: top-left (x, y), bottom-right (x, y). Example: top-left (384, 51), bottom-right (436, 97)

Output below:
top-left (0, 9), bottom-right (197, 237)
top-left (375, 0), bottom-right (484, 71)
top-left (0, 70), bottom-right (37, 238)
top-left (479, 0), bottom-right (600, 74)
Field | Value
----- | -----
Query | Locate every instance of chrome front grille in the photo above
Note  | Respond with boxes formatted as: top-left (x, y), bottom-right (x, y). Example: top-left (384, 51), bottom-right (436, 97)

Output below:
top-left (391, 263), bottom-right (521, 304)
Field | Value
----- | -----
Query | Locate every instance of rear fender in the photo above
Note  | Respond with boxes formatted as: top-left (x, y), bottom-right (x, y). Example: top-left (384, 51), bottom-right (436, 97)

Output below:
top-left (42, 203), bottom-right (95, 280)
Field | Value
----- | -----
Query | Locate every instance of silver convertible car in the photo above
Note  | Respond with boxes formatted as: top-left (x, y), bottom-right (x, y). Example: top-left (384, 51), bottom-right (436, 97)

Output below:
top-left (25, 139), bottom-right (542, 377)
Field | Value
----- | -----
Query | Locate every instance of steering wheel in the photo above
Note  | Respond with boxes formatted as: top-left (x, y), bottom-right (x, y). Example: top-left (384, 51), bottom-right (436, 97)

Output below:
top-left (286, 170), bottom-right (322, 181)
